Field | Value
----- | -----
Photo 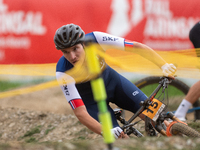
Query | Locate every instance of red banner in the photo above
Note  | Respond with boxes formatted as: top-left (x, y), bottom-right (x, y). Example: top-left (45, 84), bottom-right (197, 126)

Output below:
top-left (0, 0), bottom-right (199, 64)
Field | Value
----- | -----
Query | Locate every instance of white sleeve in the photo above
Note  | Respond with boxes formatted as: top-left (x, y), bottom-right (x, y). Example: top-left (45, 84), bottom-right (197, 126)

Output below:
top-left (56, 71), bottom-right (81, 102)
top-left (93, 31), bottom-right (125, 50)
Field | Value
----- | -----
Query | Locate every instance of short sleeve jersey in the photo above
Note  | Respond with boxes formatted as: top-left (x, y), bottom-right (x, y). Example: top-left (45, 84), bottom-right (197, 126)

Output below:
top-left (56, 31), bottom-right (134, 109)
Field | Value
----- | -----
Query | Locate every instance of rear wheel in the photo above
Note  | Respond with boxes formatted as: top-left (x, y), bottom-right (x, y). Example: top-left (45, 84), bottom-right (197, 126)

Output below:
top-left (134, 76), bottom-right (200, 120)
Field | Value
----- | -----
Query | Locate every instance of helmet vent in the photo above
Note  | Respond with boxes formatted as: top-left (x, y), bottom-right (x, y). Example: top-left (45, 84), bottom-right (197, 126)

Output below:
top-left (57, 34), bottom-right (63, 43)
top-left (69, 31), bottom-right (72, 39)
top-left (75, 32), bottom-right (79, 38)
top-left (63, 32), bottom-right (67, 40)
top-left (79, 33), bottom-right (84, 38)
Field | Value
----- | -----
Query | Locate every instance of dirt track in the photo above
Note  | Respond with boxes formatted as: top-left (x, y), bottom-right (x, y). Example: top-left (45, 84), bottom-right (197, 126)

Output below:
top-left (0, 86), bottom-right (200, 150)
top-left (0, 86), bottom-right (73, 115)
top-left (0, 86), bottom-right (101, 144)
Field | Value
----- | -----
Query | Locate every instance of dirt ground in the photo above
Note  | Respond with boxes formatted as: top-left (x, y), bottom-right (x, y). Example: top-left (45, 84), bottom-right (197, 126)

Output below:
top-left (0, 86), bottom-right (200, 150)
top-left (0, 86), bottom-right (73, 115)
top-left (0, 87), bottom-right (102, 145)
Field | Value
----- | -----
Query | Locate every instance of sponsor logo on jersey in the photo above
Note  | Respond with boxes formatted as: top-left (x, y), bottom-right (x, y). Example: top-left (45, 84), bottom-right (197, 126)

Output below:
top-left (132, 90), bottom-right (139, 96)
top-left (62, 79), bottom-right (70, 95)
top-left (102, 36), bottom-right (119, 42)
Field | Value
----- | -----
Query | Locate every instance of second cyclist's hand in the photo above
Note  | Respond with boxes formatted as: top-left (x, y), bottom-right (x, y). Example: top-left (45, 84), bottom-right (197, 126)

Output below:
top-left (161, 63), bottom-right (176, 78)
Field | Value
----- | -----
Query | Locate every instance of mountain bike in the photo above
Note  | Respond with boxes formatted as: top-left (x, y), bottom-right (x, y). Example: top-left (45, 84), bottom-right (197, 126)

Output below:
top-left (134, 76), bottom-right (200, 121)
top-left (114, 77), bottom-right (200, 137)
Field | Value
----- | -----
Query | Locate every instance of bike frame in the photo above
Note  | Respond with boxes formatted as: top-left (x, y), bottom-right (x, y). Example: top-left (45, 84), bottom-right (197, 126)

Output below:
top-left (119, 77), bottom-right (181, 136)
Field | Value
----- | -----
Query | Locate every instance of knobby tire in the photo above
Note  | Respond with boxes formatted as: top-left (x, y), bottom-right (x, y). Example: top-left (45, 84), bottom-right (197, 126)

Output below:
top-left (171, 122), bottom-right (200, 137)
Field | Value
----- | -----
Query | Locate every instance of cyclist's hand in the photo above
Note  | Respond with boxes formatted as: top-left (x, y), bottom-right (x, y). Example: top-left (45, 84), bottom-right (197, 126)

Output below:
top-left (161, 63), bottom-right (176, 78)
top-left (111, 127), bottom-right (123, 139)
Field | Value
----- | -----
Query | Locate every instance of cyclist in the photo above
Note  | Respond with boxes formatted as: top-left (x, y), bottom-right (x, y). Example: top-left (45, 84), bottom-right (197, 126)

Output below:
top-left (54, 23), bottom-right (176, 138)
top-left (175, 21), bottom-right (200, 121)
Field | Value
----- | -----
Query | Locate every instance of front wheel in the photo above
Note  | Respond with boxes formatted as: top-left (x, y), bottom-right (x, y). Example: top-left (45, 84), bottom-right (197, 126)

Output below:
top-left (134, 76), bottom-right (200, 120)
top-left (171, 122), bottom-right (200, 137)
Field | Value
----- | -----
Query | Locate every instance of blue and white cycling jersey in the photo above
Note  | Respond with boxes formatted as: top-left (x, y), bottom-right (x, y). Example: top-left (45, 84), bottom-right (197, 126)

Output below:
top-left (56, 31), bottom-right (147, 127)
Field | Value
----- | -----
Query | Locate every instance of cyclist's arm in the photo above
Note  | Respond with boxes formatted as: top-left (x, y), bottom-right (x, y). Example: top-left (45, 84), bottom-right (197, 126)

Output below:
top-left (73, 105), bottom-right (102, 135)
top-left (56, 72), bottom-right (102, 135)
top-left (74, 106), bottom-right (129, 138)
top-left (129, 42), bottom-right (176, 78)
top-left (89, 32), bottom-right (167, 68)
top-left (127, 41), bottom-right (167, 68)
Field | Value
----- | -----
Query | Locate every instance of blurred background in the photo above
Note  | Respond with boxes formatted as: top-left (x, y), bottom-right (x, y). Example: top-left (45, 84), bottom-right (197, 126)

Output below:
top-left (0, 0), bottom-right (200, 91)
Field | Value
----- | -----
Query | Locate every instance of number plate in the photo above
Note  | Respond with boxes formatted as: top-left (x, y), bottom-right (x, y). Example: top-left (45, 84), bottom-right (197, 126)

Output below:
top-left (142, 99), bottom-right (165, 122)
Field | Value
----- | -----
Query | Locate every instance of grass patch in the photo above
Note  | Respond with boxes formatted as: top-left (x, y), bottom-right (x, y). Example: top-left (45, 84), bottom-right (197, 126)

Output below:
top-left (45, 126), bottom-right (55, 135)
top-left (134, 82), bottom-right (186, 111)
top-left (20, 124), bottom-right (58, 143)
top-left (25, 137), bottom-right (38, 143)
top-left (138, 83), bottom-right (185, 97)
top-left (77, 136), bottom-right (86, 140)
top-left (0, 81), bottom-right (24, 92)
top-left (23, 125), bottom-right (42, 137)
top-left (188, 122), bottom-right (200, 132)
top-left (0, 79), bottom-right (54, 92)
